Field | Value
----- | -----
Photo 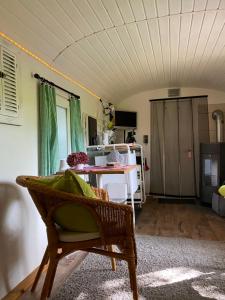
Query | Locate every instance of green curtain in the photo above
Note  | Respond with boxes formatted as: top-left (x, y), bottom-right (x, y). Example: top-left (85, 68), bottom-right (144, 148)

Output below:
top-left (70, 95), bottom-right (84, 152)
top-left (39, 83), bottom-right (59, 175)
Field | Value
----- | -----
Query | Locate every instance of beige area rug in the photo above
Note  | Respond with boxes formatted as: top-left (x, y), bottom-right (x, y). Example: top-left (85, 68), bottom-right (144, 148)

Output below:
top-left (53, 235), bottom-right (225, 299)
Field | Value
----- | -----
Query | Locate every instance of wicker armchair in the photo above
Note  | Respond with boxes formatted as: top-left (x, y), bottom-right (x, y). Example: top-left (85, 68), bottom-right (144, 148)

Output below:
top-left (16, 175), bottom-right (138, 300)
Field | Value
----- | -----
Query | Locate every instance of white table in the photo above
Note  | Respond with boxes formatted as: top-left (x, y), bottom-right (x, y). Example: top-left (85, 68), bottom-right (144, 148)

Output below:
top-left (72, 165), bottom-right (137, 224)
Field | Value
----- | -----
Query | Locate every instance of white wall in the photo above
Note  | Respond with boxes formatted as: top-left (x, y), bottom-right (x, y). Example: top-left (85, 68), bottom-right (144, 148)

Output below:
top-left (116, 87), bottom-right (225, 194)
top-left (0, 38), bottom-right (103, 298)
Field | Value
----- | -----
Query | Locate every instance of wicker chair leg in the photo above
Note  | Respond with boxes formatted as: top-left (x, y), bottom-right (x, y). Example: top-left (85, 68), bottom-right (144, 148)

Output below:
top-left (41, 255), bottom-right (58, 300)
top-left (108, 245), bottom-right (116, 271)
top-left (31, 247), bottom-right (49, 292)
top-left (46, 259), bottom-right (58, 297)
top-left (128, 259), bottom-right (138, 300)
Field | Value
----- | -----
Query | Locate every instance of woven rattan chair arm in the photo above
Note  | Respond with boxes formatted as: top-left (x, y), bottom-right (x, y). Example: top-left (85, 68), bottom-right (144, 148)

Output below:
top-left (16, 175), bottom-right (48, 187)
top-left (92, 187), bottom-right (109, 202)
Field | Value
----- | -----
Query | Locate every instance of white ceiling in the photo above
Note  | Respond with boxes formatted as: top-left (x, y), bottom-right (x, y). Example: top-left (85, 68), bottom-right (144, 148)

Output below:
top-left (1, 0), bottom-right (225, 102)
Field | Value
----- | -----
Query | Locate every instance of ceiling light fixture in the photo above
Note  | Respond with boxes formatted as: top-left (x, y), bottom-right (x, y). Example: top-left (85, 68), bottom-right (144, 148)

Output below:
top-left (0, 31), bottom-right (100, 100)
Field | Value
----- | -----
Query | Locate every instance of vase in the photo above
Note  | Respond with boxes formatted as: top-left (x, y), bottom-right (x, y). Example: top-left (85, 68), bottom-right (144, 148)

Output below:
top-left (75, 163), bottom-right (84, 170)
top-left (59, 159), bottom-right (69, 171)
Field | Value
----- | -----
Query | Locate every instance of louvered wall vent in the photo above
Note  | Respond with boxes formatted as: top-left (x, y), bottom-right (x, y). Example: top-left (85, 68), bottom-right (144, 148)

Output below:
top-left (0, 45), bottom-right (21, 125)
top-left (168, 88), bottom-right (180, 97)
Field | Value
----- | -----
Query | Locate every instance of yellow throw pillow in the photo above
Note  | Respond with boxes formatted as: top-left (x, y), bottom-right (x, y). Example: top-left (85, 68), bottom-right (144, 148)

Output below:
top-left (218, 185), bottom-right (225, 197)
top-left (55, 170), bottom-right (96, 198)
top-left (34, 170), bottom-right (98, 232)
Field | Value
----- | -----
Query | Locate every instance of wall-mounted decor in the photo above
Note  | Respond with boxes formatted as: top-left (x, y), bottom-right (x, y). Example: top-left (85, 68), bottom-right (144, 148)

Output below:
top-left (0, 45), bottom-right (22, 125)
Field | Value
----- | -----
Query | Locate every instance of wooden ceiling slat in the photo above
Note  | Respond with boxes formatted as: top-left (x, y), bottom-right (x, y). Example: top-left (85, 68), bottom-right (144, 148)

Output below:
top-left (159, 17), bottom-right (171, 83)
top-left (40, 0), bottom-right (83, 41)
top-left (148, 19), bottom-right (165, 81)
top-left (183, 12), bottom-right (205, 81)
top-left (181, 0), bottom-right (195, 13)
top-left (79, 38), bottom-right (127, 91)
top-left (189, 11), bottom-right (217, 72)
top-left (1, 0), bottom-right (64, 53)
top-left (170, 15), bottom-right (180, 85)
top-left (176, 13), bottom-right (193, 80)
top-left (20, 0), bottom-right (73, 45)
top-left (101, 0), bottom-right (124, 26)
top-left (142, 0), bottom-right (158, 19)
top-left (196, 11), bottom-right (225, 79)
top-left (169, 0), bottom-right (182, 14)
top-left (57, 1), bottom-right (93, 36)
top-left (87, 34), bottom-right (131, 88)
top-left (96, 31), bottom-right (134, 83)
top-left (1, 0), bottom-right (225, 102)
top-left (206, 0), bottom-right (221, 10)
top-left (116, 0), bottom-right (135, 23)
top-left (156, 0), bottom-right (169, 17)
top-left (194, 0), bottom-right (207, 12)
top-left (72, 0), bottom-right (104, 32)
top-left (219, 0), bottom-right (225, 9)
top-left (0, 4), bottom-right (59, 59)
top-left (137, 21), bottom-right (158, 83)
top-left (129, 0), bottom-right (146, 21)
top-left (87, 0), bottom-right (114, 29)
top-left (117, 25), bottom-right (146, 82)
top-left (126, 23), bottom-right (151, 80)
top-left (107, 28), bottom-right (138, 81)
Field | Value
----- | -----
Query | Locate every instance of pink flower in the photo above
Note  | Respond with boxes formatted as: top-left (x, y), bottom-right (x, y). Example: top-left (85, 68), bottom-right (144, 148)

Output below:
top-left (67, 152), bottom-right (89, 167)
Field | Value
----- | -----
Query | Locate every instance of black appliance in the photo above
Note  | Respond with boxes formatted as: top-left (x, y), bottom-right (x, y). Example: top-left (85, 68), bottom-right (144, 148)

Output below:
top-left (114, 110), bottom-right (137, 128)
top-left (200, 143), bottom-right (225, 204)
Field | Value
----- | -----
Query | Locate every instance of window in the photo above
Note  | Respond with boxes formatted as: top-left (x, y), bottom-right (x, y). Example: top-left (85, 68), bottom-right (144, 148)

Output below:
top-left (56, 93), bottom-right (71, 160)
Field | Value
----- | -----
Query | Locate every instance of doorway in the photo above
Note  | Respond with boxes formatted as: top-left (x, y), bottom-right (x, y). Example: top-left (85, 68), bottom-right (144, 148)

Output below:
top-left (150, 96), bottom-right (209, 198)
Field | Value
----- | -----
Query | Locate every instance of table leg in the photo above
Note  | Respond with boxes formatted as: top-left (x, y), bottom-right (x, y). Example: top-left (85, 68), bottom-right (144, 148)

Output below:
top-left (128, 172), bottom-right (135, 225)
top-left (96, 174), bottom-right (103, 189)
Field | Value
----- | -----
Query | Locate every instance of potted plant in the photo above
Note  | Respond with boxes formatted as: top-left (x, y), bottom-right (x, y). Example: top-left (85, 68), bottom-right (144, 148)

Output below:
top-left (67, 152), bottom-right (89, 170)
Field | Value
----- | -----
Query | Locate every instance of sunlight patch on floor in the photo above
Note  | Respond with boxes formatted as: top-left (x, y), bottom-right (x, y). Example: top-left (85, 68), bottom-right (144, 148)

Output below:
top-left (101, 278), bottom-right (125, 289)
top-left (110, 291), bottom-right (135, 300)
top-left (138, 267), bottom-right (213, 287)
top-left (77, 292), bottom-right (88, 299)
top-left (192, 282), bottom-right (225, 299)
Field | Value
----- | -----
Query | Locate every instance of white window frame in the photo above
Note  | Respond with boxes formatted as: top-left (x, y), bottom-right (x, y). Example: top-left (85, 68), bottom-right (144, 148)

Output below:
top-left (56, 92), bottom-right (71, 159)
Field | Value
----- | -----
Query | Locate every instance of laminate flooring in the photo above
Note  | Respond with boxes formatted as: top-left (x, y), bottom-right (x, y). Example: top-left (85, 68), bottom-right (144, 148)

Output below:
top-left (135, 197), bottom-right (225, 241)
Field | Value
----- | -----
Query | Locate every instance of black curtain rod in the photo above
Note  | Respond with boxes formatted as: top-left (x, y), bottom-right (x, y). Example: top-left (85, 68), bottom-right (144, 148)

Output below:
top-left (149, 95), bottom-right (208, 102)
top-left (34, 73), bottom-right (80, 99)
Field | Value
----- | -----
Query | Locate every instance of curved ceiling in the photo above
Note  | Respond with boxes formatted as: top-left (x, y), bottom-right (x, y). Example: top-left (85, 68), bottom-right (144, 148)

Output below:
top-left (1, 0), bottom-right (225, 103)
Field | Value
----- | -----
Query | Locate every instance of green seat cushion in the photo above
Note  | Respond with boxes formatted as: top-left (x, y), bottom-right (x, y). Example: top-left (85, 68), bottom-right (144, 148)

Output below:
top-left (218, 185), bottom-right (225, 197)
top-left (35, 170), bottom-right (98, 232)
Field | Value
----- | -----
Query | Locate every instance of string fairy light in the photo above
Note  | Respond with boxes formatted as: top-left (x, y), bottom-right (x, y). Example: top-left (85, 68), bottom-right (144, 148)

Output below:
top-left (0, 31), bottom-right (100, 100)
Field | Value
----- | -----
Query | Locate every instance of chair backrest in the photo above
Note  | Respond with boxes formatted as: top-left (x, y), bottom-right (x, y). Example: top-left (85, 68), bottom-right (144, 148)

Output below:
top-left (16, 175), bottom-right (134, 245)
top-left (16, 176), bottom-right (108, 233)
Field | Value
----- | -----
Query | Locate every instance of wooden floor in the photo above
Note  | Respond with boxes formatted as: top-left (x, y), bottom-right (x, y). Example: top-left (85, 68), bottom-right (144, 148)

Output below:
top-left (5, 252), bottom-right (87, 300)
top-left (135, 197), bottom-right (225, 241)
top-left (7, 197), bottom-right (225, 300)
